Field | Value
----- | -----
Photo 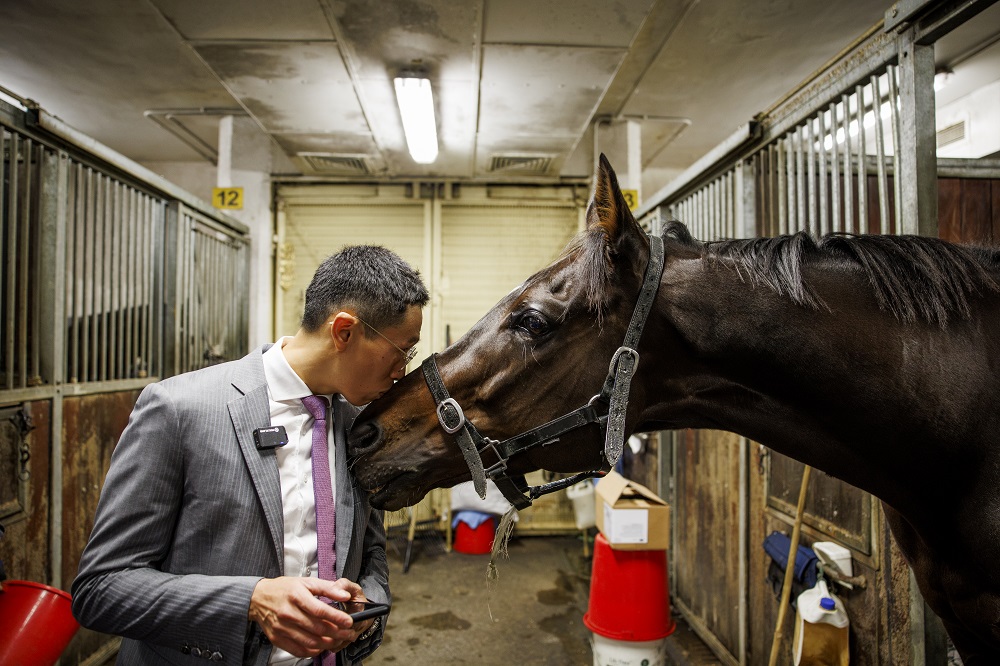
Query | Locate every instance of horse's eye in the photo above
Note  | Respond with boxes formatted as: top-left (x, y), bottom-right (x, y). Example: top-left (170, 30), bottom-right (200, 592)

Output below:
top-left (515, 311), bottom-right (549, 337)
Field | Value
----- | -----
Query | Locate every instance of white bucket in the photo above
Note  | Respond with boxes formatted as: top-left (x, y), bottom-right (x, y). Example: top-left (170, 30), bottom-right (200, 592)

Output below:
top-left (566, 480), bottom-right (596, 529)
top-left (591, 632), bottom-right (667, 666)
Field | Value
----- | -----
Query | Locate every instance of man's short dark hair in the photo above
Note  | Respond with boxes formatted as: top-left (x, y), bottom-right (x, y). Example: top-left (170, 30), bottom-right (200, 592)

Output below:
top-left (301, 245), bottom-right (429, 332)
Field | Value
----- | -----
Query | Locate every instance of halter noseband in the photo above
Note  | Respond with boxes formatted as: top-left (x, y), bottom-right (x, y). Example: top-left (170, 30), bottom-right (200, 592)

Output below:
top-left (421, 233), bottom-right (665, 510)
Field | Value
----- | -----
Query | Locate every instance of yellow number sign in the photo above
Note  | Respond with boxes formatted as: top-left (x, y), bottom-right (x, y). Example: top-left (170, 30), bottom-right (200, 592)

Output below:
top-left (212, 187), bottom-right (244, 210)
top-left (621, 189), bottom-right (639, 211)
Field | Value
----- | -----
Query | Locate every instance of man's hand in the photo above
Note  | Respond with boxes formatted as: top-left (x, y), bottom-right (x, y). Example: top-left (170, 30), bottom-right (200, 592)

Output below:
top-left (249, 577), bottom-right (370, 657)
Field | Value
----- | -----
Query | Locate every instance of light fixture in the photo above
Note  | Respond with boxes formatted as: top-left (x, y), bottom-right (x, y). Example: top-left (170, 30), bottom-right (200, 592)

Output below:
top-left (393, 75), bottom-right (438, 164)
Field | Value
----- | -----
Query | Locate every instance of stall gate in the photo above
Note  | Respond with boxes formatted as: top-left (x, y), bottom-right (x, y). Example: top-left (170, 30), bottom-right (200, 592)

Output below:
top-left (639, 2), bottom-right (996, 664)
top-left (0, 98), bottom-right (250, 664)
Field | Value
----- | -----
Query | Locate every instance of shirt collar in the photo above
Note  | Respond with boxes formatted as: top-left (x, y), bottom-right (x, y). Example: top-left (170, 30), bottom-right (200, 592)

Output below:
top-left (262, 337), bottom-right (333, 403)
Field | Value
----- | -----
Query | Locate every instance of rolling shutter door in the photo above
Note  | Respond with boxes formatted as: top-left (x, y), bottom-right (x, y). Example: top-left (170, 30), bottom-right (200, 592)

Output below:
top-left (277, 198), bottom-right (426, 338)
top-left (439, 203), bottom-right (578, 342)
top-left (440, 202), bottom-right (580, 531)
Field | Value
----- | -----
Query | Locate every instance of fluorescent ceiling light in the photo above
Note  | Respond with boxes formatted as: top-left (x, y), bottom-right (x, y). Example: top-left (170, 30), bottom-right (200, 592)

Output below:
top-left (393, 76), bottom-right (438, 164)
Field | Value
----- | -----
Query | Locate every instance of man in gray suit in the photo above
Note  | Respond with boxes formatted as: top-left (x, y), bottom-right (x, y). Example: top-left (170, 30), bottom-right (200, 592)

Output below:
top-left (73, 246), bottom-right (429, 665)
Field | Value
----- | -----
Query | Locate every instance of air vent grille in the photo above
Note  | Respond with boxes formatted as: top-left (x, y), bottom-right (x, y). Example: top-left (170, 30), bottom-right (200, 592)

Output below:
top-left (298, 153), bottom-right (371, 175)
top-left (936, 121), bottom-right (966, 149)
top-left (488, 154), bottom-right (554, 175)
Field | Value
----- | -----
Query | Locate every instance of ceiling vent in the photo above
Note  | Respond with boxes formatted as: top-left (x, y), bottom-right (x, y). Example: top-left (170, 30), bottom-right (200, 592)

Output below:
top-left (488, 154), bottom-right (554, 175)
top-left (298, 153), bottom-right (371, 175)
top-left (936, 120), bottom-right (966, 149)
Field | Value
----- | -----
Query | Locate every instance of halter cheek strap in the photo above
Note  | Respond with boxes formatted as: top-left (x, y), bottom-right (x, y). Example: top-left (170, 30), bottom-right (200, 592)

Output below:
top-left (421, 233), bottom-right (665, 510)
top-left (422, 361), bottom-right (489, 498)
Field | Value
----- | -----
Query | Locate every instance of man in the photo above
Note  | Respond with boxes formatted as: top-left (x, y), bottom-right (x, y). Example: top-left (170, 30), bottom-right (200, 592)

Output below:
top-left (72, 245), bottom-right (429, 665)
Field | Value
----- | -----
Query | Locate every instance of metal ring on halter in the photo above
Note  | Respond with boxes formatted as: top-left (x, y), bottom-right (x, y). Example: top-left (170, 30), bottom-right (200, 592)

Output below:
top-left (436, 398), bottom-right (466, 434)
top-left (608, 346), bottom-right (639, 373)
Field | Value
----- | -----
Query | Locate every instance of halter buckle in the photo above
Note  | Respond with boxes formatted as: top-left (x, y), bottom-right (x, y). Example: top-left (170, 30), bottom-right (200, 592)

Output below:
top-left (436, 398), bottom-right (466, 434)
top-left (609, 346), bottom-right (639, 374)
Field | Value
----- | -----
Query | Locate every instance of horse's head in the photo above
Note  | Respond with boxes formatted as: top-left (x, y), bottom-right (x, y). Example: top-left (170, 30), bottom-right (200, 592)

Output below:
top-left (349, 155), bottom-right (662, 510)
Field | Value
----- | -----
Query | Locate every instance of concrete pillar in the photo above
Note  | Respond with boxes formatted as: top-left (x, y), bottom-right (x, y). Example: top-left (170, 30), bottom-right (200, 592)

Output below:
top-left (221, 116), bottom-right (274, 349)
top-left (217, 115), bottom-right (233, 188)
top-left (626, 119), bottom-right (642, 205)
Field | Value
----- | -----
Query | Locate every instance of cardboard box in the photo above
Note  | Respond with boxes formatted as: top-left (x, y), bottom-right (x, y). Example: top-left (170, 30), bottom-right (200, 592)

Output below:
top-left (595, 471), bottom-right (670, 550)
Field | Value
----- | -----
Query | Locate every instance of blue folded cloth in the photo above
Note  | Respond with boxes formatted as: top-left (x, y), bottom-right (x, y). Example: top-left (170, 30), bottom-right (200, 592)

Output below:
top-left (763, 531), bottom-right (818, 588)
top-left (452, 510), bottom-right (495, 530)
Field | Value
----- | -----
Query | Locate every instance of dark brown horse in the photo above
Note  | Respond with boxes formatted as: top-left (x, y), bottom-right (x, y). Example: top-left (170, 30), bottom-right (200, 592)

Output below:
top-left (349, 155), bottom-right (1000, 663)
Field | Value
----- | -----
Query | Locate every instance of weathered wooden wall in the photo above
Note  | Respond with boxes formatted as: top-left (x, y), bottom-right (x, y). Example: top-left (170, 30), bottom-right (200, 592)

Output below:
top-left (938, 177), bottom-right (1000, 243)
top-left (0, 401), bottom-right (52, 585)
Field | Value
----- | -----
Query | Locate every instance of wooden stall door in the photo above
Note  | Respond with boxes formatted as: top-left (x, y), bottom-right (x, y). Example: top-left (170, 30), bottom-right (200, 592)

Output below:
top-left (61, 390), bottom-right (144, 662)
top-left (749, 451), bottom-right (914, 666)
top-left (0, 401), bottom-right (51, 586)
top-left (673, 428), bottom-right (743, 664)
top-left (938, 177), bottom-right (1000, 244)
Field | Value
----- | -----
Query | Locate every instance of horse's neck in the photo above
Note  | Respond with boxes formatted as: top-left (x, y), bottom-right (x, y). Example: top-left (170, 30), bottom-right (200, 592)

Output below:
top-left (649, 257), bottom-right (998, 513)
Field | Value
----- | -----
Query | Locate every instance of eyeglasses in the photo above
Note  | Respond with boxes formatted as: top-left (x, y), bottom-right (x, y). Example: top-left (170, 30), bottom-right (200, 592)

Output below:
top-left (354, 315), bottom-right (419, 366)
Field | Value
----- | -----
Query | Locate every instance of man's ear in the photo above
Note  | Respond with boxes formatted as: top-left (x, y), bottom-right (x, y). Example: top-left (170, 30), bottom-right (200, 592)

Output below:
top-left (328, 312), bottom-right (358, 351)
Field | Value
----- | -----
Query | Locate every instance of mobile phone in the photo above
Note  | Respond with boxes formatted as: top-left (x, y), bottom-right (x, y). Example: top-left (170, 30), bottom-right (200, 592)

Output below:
top-left (330, 600), bottom-right (391, 622)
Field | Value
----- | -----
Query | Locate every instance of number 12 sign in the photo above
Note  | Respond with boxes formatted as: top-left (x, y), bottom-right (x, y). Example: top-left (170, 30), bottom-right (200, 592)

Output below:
top-left (213, 187), bottom-right (244, 210)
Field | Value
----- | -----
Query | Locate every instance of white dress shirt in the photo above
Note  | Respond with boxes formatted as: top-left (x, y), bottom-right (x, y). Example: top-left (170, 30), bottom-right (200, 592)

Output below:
top-left (262, 338), bottom-right (336, 666)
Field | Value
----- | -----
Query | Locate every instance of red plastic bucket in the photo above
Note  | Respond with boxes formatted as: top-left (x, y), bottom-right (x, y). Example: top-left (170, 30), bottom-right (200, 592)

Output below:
top-left (584, 532), bottom-right (676, 641)
top-left (453, 515), bottom-right (497, 555)
top-left (0, 580), bottom-right (80, 666)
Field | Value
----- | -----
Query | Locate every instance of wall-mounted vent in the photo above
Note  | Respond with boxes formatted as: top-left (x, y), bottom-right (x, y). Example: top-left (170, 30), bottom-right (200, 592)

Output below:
top-left (936, 120), bottom-right (966, 149)
top-left (488, 154), bottom-right (554, 175)
top-left (298, 153), bottom-right (371, 175)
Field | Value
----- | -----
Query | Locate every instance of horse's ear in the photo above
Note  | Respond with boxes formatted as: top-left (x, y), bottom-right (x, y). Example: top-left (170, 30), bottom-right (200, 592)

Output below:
top-left (586, 154), bottom-right (641, 250)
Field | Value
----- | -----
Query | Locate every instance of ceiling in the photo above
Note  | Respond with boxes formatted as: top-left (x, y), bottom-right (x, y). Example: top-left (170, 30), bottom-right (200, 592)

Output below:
top-left (1, 0), bottom-right (998, 195)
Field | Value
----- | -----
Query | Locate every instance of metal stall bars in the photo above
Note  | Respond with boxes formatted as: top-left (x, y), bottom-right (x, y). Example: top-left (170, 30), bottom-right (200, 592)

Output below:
top-left (168, 204), bottom-right (250, 376)
top-left (63, 159), bottom-right (167, 385)
top-left (1, 124), bottom-right (45, 391)
top-left (0, 93), bottom-right (252, 640)
top-left (755, 65), bottom-right (903, 239)
top-left (2, 107), bottom-right (168, 396)
top-left (651, 63), bottom-right (905, 242)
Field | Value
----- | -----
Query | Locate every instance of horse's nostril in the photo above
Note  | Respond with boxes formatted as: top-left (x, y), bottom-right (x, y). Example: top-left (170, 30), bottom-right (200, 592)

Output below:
top-left (349, 422), bottom-right (383, 455)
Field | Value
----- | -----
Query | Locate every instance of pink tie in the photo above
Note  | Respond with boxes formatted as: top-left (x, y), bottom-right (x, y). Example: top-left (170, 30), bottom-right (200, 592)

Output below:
top-left (301, 395), bottom-right (338, 666)
top-left (301, 396), bottom-right (337, 579)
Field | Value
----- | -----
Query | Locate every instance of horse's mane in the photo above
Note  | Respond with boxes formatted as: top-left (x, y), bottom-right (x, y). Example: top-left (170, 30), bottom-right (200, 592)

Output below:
top-left (662, 220), bottom-right (1000, 327)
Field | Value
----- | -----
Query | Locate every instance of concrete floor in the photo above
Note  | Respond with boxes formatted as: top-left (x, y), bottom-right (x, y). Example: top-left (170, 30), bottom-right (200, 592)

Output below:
top-left (367, 529), bottom-right (722, 666)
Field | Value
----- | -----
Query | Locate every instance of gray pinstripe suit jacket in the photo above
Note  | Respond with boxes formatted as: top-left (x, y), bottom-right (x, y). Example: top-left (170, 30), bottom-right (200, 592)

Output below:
top-left (72, 346), bottom-right (389, 665)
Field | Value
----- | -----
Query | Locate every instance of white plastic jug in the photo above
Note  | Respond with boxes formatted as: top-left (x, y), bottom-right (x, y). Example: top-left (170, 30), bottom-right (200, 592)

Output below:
top-left (793, 578), bottom-right (849, 666)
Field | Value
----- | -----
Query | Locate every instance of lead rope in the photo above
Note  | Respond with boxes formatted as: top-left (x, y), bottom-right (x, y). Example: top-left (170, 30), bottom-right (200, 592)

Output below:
top-left (485, 506), bottom-right (520, 621)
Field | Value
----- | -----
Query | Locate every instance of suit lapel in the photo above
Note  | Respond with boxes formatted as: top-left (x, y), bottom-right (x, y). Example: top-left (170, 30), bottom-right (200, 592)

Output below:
top-left (229, 348), bottom-right (285, 571)
top-left (333, 396), bottom-right (358, 577)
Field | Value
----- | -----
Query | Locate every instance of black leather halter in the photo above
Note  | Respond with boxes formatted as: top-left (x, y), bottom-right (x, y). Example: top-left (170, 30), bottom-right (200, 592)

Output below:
top-left (421, 233), bottom-right (665, 510)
